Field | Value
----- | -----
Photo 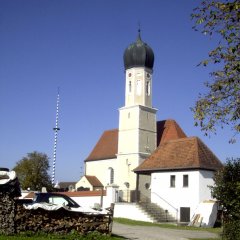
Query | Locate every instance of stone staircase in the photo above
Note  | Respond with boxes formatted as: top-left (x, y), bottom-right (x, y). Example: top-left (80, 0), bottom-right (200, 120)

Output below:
top-left (137, 202), bottom-right (177, 223)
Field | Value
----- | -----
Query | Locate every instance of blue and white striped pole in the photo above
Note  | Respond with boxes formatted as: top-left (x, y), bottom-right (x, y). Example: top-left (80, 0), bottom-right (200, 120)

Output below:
top-left (52, 88), bottom-right (60, 186)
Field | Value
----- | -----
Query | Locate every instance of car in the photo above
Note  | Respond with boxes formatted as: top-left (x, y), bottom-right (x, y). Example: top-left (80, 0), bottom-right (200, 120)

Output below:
top-left (33, 192), bottom-right (80, 208)
top-left (23, 192), bottom-right (109, 214)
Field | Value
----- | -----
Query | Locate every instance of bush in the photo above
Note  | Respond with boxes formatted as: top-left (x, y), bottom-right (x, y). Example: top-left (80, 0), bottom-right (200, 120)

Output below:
top-left (223, 220), bottom-right (240, 240)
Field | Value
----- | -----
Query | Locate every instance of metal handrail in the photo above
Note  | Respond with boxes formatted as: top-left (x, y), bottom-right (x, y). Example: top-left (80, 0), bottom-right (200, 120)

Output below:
top-left (151, 191), bottom-right (178, 221)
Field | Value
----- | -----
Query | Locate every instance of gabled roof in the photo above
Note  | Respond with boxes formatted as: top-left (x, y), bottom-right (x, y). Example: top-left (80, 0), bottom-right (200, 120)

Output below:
top-left (85, 175), bottom-right (103, 187)
top-left (157, 119), bottom-right (187, 146)
top-left (58, 182), bottom-right (76, 189)
top-left (85, 129), bottom-right (118, 162)
top-left (23, 191), bottom-right (35, 199)
top-left (134, 137), bottom-right (223, 172)
top-left (61, 190), bottom-right (106, 197)
top-left (85, 119), bottom-right (186, 162)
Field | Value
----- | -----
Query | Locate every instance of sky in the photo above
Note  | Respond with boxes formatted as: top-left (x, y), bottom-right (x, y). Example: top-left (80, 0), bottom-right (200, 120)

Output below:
top-left (0, 0), bottom-right (239, 182)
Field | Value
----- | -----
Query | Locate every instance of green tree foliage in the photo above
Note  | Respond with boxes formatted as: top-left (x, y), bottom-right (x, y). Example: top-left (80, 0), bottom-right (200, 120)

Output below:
top-left (211, 158), bottom-right (240, 220)
top-left (210, 158), bottom-right (240, 239)
top-left (13, 151), bottom-right (52, 191)
top-left (191, 0), bottom-right (240, 142)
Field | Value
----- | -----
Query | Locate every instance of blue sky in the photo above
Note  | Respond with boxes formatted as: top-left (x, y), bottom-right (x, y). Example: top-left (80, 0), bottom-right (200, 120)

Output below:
top-left (0, 0), bottom-right (238, 182)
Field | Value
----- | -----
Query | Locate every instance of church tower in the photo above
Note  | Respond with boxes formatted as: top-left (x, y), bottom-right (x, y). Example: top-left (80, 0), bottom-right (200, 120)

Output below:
top-left (116, 31), bottom-right (157, 197)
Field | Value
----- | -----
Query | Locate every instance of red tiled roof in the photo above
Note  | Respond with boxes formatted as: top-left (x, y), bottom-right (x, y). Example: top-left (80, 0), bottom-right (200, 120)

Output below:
top-left (23, 192), bottom-right (35, 199)
top-left (24, 191), bottom-right (106, 199)
top-left (59, 190), bottom-right (106, 197)
top-left (85, 129), bottom-right (118, 161)
top-left (157, 119), bottom-right (187, 146)
top-left (134, 137), bottom-right (223, 172)
top-left (85, 120), bottom-right (186, 162)
top-left (58, 182), bottom-right (76, 189)
top-left (85, 175), bottom-right (103, 187)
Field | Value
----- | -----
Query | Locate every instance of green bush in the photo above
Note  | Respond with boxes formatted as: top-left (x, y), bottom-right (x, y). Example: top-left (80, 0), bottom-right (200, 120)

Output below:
top-left (223, 220), bottom-right (240, 240)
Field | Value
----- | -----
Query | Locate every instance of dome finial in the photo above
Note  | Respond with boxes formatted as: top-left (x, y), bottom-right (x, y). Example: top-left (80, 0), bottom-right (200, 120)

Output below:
top-left (137, 22), bottom-right (142, 41)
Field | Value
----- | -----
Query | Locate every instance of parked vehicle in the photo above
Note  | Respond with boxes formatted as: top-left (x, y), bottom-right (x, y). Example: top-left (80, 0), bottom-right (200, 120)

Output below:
top-left (33, 192), bottom-right (80, 208)
top-left (22, 192), bottom-right (108, 214)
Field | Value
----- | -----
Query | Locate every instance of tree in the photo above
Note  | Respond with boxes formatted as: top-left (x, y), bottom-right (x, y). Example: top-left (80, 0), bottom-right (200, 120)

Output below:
top-left (211, 158), bottom-right (240, 219)
top-left (210, 158), bottom-right (240, 239)
top-left (13, 151), bottom-right (52, 191)
top-left (191, 0), bottom-right (240, 142)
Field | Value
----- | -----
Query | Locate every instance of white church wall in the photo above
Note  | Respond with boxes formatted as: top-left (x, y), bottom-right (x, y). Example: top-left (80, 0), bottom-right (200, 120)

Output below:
top-left (118, 129), bottom-right (139, 154)
top-left (75, 176), bottom-right (93, 190)
top-left (69, 186), bottom-right (119, 209)
top-left (114, 203), bottom-right (154, 222)
top-left (138, 174), bottom-right (151, 201)
top-left (71, 195), bottom-right (107, 208)
top-left (151, 171), bottom-right (202, 220)
top-left (85, 158), bottom-right (117, 187)
top-left (198, 170), bottom-right (215, 202)
top-left (139, 106), bottom-right (156, 131)
top-left (116, 154), bottom-right (139, 191)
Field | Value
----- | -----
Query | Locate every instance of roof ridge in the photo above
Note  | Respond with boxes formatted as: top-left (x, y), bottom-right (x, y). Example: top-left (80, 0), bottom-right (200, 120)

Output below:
top-left (104, 128), bottom-right (118, 133)
top-left (192, 137), bottom-right (200, 164)
top-left (195, 137), bottom-right (221, 163)
top-left (163, 136), bottom-right (196, 143)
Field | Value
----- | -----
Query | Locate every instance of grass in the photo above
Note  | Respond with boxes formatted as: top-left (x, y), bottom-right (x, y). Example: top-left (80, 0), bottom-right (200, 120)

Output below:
top-left (114, 217), bottom-right (222, 234)
top-left (0, 231), bottom-right (123, 240)
top-left (114, 218), bottom-right (222, 239)
top-left (189, 238), bottom-right (222, 240)
top-left (0, 218), bottom-right (223, 240)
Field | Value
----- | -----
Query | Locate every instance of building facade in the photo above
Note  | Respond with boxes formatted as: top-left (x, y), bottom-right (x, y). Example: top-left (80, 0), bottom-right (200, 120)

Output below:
top-left (76, 32), bottom-right (222, 221)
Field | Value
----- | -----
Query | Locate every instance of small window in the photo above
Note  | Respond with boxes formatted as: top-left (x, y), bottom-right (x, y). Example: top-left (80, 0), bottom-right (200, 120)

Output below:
top-left (136, 79), bottom-right (142, 95)
top-left (129, 81), bottom-right (132, 93)
top-left (183, 175), bottom-right (188, 187)
top-left (49, 196), bottom-right (68, 206)
top-left (109, 167), bottom-right (114, 184)
top-left (146, 81), bottom-right (150, 96)
top-left (170, 175), bottom-right (175, 188)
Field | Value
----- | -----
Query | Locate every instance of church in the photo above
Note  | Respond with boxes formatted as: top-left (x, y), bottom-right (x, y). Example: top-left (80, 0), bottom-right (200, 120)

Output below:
top-left (76, 31), bottom-right (222, 221)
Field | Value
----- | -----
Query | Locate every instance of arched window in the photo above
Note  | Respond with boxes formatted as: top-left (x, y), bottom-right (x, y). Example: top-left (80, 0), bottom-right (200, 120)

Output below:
top-left (136, 80), bottom-right (142, 95)
top-left (129, 81), bottom-right (132, 93)
top-left (108, 167), bottom-right (114, 184)
top-left (146, 81), bottom-right (150, 96)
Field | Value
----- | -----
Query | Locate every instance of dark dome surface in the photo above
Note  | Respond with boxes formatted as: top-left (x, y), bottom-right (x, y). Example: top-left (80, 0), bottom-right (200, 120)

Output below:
top-left (124, 32), bottom-right (154, 70)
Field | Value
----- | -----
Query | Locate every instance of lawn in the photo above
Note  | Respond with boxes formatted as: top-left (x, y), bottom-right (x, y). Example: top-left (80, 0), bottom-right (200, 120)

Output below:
top-left (114, 218), bottom-right (222, 234)
top-left (0, 231), bottom-right (123, 240)
top-left (114, 218), bottom-right (222, 240)
top-left (0, 218), bottom-right (222, 240)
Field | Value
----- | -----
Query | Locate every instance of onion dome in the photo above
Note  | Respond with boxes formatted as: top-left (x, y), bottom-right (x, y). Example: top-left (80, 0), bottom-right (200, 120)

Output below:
top-left (124, 30), bottom-right (154, 70)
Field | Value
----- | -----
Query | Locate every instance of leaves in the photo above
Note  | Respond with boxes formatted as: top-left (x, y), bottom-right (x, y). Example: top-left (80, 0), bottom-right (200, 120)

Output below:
top-left (13, 151), bottom-right (52, 191)
top-left (210, 158), bottom-right (240, 221)
top-left (191, 0), bottom-right (240, 141)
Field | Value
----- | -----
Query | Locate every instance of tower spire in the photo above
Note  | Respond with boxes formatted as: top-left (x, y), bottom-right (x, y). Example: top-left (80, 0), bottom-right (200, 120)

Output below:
top-left (137, 22), bottom-right (142, 41)
top-left (52, 88), bottom-right (60, 185)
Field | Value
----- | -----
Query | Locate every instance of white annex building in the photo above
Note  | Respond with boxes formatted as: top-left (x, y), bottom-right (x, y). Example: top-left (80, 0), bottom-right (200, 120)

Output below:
top-left (76, 31), bottom-right (223, 222)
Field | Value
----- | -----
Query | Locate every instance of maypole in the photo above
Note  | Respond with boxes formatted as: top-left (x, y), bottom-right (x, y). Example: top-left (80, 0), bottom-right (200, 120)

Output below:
top-left (52, 88), bottom-right (60, 185)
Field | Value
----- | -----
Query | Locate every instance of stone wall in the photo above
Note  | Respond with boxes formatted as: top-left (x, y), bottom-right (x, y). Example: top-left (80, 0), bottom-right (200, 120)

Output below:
top-left (0, 192), bottom-right (16, 235)
top-left (15, 204), bottom-right (114, 235)
top-left (0, 172), bottom-right (21, 235)
top-left (0, 171), bottom-right (114, 236)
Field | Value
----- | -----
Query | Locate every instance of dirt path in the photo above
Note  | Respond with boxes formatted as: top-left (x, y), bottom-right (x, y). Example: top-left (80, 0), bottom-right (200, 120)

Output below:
top-left (112, 222), bottom-right (219, 240)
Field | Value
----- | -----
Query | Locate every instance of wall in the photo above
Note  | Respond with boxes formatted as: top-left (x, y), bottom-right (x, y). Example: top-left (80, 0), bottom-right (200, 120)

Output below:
top-left (138, 174), bottom-right (151, 201)
top-left (85, 158), bottom-right (117, 187)
top-left (71, 195), bottom-right (106, 208)
top-left (75, 176), bottom-right (93, 191)
top-left (151, 170), bottom-right (204, 220)
top-left (63, 186), bottom-right (118, 209)
top-left (114, 203), bottom-right (153, 222)
top-left (198, 170), bottom-right (215, 202)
